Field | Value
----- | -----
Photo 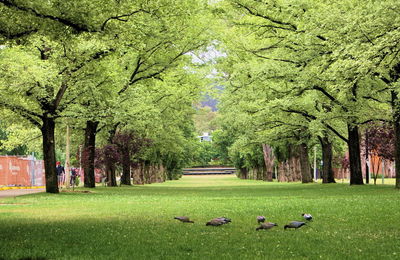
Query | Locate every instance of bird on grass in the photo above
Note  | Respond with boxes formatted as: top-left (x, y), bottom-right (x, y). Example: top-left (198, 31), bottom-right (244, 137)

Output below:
top-left (302, 213), bottom-right (313, 221)
top-left (256, 222), bottom-right (278, 231)
top-left (284, 221), bottom-right (306, 230)
top-left (216, 217), bottom-right (231, 224)
top-left (206, 218), bottom-right (227, 226)
top-left (174, 216), bottom-right (194, 223)
top-left (257, 216), bottom-right (266, 223)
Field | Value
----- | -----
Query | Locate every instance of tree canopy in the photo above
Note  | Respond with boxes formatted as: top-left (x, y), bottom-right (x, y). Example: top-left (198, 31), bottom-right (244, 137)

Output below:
top-left (1, 0), bottom-right (400, 190)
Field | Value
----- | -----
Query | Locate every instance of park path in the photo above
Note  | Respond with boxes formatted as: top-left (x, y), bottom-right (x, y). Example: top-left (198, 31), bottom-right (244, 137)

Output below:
top-left (0, 188), bottom-right (44, 199)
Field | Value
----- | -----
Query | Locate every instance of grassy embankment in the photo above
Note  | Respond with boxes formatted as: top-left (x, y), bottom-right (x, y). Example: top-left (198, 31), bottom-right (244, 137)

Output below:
top-left (0, 175), bottom-right (399, 259)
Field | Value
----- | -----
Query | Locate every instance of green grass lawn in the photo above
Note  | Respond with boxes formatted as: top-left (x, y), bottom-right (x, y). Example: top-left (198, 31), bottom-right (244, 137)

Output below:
top-left (1, 175), bottom-right (399, 260)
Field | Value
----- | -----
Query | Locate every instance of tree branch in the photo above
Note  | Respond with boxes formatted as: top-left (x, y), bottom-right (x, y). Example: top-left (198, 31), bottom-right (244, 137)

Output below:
top-left (282, 108), bottom-right (349, 143)
top-left (249, 50), bottom-right (303, 66)
top-left (312, 86), bottom-right (348, 112)
top-left (0, 28), bottom-right (38, 39)
top-left (325, 124), bottom-right (348, 143)
top-left (100, 9), bottom-right (150, 31)
top-left (0, 0), bottom-right (96, 32)
top-left (1, 0), bottom-right (151, 33)
top-left (362, 96), bottom-right (387, 103)
top-left (358, 119), bottom-right (391, 125)
top-left (0, 101), bottom-right (42, 127)
top-left (234, 1), bottom-right (297, 31)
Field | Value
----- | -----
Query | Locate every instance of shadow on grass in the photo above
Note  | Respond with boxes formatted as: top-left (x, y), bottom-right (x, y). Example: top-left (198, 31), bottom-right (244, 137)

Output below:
top-left (1, 208), bottom-right (399, 260)
top-left (1, 176), bottom-right (399, 260)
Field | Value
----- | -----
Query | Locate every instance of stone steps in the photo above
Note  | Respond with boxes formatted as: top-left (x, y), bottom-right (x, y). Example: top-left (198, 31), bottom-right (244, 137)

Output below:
top-left (182, 167), bottom-right (236, 175)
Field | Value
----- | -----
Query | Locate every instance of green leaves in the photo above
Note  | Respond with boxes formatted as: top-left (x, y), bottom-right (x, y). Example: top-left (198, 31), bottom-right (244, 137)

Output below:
top-left (0, 0), bottom-right (215, 178)
top-left (211, 0), bottom-right (400, 171)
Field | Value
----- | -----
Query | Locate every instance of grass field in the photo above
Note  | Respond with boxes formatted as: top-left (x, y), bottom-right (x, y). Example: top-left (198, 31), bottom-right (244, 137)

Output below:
top-left (1, 175), bottom-right (399, 260)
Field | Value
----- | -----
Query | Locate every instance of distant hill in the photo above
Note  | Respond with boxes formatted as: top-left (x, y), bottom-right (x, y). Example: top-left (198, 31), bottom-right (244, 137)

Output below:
top-left (200, 85), bottom-right (223, 111)
top-left (201, 93), bottom-right (218, 111)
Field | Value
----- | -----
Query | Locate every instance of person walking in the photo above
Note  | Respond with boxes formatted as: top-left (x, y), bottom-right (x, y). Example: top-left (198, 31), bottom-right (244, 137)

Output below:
top-left (56, 161), bottom-right (65, 187)
top-left (70, 167), bottom-right (77, 186)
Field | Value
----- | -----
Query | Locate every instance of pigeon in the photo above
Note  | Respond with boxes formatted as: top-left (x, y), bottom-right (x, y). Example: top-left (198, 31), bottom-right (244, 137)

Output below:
top-left (284, 221), bottom-right (306, 230)
top-left (256, 222), bottom-right (278, 231)
top-left (174, 216), bottom-right (194, 223)
top-left (216, 217), bottom-right (231, 224)
top-left (206, 218), bottom-right (226, 226)
top-left (257, 216), bottom-right (266, 223)
top-left (302, 213), bottom-right (313, 221)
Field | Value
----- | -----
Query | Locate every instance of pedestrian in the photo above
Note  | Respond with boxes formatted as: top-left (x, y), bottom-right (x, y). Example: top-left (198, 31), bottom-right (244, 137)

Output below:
top-left (70, 167), bottom-right (77, 186)
top-left (56, 161), bottom-right (65, 186)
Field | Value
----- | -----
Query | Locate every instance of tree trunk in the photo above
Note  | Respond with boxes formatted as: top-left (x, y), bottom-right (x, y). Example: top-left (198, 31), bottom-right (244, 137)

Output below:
top-left (83, 120), bottom-right (98, 188)
top-left (347, 124), bottom-right (364, 185)
top-left (65, 124), bottom-right (71, 188)
top-left (144, 162), bottom-right (151, 184)
top-left (395, 112), bottom-right (400, 189)
top-left (392, 90), bottom-right (400, 188)
top-left (106, 162), bottom-right (117, 187)
top-left (256, 167), bottom-right (265, 180)
top-left (365, 130), bottom-right (370, 184)
top-left (107, 126), bottom-right (118, 186)
top-left (239, 168), bottom-right (248, 179)
top-left (262, 144), bottom-right (274, 181)
top-left (41, 116), bottom-right (58, 193)
top-left (299, 143), bottom-right (313, 183)
top-left (319, 136), bottom-right (336, 183)
top-left (120, 151), bottom-right (131, 185)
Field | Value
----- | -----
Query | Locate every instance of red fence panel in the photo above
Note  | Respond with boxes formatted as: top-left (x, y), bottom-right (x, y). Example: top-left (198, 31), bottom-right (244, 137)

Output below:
top-left (0, 156), bottom-right (44, 187)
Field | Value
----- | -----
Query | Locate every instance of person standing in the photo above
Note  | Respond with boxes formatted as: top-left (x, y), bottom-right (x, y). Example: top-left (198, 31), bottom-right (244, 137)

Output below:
top-left (56, 161), bottom-right (65, 187)
top-left (70, 167), bottom-right (77, 186)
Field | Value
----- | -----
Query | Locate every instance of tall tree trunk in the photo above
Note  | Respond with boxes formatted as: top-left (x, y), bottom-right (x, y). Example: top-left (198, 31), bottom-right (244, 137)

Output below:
top-left (257, 167), bottom-right (265, 180)
top-left (41, 116), bottom-right (58, 193)
top-left (145, 162), bottom-right (151, 184)
top-left (347, 124), bottom-right (364, 185)
top-left (140, 162), bottom-right (146, 183)
top-left (106, 162), bottom-right (118, 186)
top-left (65, 124), bottom-right (71, 188)
top-left (262, 144), bottom-right (274, 181)
top-left (392, 90), bottom-right (400, 189)
top-left (239, 168), bottom-right (248, 179)
top-left (319, 136), bottom-right (336, 183)
top-left (288, 145), bottom-right (302, 182)
top-left (365, 130), bottom-right (370, 184)
top-left (83, 120), bottom-right (98, 188)
top-left (107, 125), bottom-right (118, 186)
top-left (299, 143), bottom-right (313, 183)
top-left (120, 151), bottom-right (131, 185)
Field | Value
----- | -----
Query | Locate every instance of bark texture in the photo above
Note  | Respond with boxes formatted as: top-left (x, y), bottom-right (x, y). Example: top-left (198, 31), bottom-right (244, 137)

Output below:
top-left (347, 124), bottom-right (364, 185)
top-left (299, 143), bottom-right (313, 183)
top-left (83, 120), bottom-right (98, 188)
top-left (262, 144), bottom-right (274, 181)
top-left (392, 90), bottom-right (400, 189)
top-left (41, 116), bottom-right (58, 193)
top-left (319, 136), bottom-right (336, 183)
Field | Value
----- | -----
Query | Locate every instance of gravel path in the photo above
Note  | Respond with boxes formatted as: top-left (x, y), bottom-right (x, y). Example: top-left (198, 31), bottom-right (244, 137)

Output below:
top-left (0, 188), bottom-right (44, 199)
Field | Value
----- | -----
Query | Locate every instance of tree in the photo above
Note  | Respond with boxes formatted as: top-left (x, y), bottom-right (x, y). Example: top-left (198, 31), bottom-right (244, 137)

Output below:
top-left (113, 131), bottom-right (151, 185)
top-left (213, 0), bottom-right (400, 186)
top-left (364, 124), bottom-right (395, 184)
top-left (0, 0), bottom-right (213, 192)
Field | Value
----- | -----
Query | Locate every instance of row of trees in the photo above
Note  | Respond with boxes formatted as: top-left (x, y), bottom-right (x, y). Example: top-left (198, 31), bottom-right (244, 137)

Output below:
top-left (0, 0), bottom-right (215, 193)
top-left (210, 0), bottom-right (400, 188)
top-left (2, 0), bottom-right (399, 190)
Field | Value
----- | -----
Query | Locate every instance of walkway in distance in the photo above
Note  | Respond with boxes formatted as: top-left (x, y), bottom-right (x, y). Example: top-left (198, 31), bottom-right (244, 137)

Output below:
top-left (182, 167), bottom-right (236, 175)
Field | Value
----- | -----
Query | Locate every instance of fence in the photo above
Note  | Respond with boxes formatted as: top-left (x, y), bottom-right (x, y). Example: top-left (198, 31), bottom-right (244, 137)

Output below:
top-left (0, 155), bottom-right (45, 187)
top-left (333, 154), bottom-right (395, 180)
